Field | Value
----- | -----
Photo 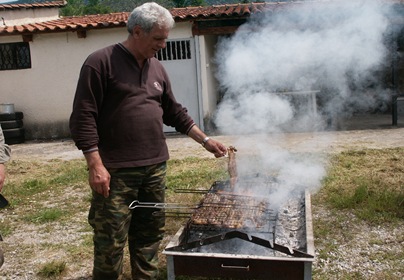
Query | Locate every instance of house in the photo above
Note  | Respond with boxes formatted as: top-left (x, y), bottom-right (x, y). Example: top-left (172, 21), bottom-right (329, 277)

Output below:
top-left (0, 1), bottom-right (403, 141)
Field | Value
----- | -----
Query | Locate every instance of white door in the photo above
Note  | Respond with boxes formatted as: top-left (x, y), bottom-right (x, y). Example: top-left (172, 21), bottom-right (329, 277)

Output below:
top-left (157, 38), bottom-right (200, 133)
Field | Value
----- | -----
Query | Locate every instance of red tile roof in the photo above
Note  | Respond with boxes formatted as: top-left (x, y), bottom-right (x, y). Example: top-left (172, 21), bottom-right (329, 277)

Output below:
top-left (0, 12), bottom-right (128, 35)
top-left (171, 3), bottom-right (272, 20)
top-left (0, 1), bottom-right (402, 36)
top-left (1, 2), bottom-right (275, 36)
top-left (0, 1), bottom-right (65, 10)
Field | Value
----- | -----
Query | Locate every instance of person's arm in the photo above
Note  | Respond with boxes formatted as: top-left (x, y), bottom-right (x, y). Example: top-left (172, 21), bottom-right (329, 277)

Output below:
top-left (70, 58), bottom-right (109, 197)
top-left (0, 164), bottom-right (6, 193)
top-left (187, 125), bottom-right (227, 158)
top-left (83, 148), bottom-right (111, 198)
top-left (0, 126), bottom-right (11, 193)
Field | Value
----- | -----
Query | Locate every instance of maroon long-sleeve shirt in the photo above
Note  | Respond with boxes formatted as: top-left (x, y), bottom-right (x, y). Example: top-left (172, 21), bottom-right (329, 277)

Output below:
top-left (69, 43), bottom-right (195, 168)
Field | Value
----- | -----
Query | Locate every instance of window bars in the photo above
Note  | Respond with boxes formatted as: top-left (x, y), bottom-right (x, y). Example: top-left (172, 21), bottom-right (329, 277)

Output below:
top-left (0, 42), bottom-right (31, 70)
top-left (156, 40), bottom-right (191, 61)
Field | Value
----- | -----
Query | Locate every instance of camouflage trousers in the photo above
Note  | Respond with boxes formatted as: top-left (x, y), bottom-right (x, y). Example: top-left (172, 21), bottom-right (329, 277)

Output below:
top-left (89, 162), bottom-right (166, 280)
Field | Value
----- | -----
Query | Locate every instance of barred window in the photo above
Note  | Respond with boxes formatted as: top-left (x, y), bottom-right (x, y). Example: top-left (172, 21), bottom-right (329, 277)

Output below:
top-left (156, 40), bottom-right (191, 61)
top-left (0, 42), bottom-right (31, 70)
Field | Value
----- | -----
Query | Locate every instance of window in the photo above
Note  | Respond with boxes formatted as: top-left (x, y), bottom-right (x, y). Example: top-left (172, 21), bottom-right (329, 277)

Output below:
top-left (156, 40), bottom-right (191, 61)
top-left (0, 42), bottom-right (31, 70)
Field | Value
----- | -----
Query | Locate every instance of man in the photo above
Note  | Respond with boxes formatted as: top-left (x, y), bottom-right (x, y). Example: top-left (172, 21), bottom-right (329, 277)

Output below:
top-left (69, 2), bottom-right (227, 279)
top-left (0, 125), bottom-right (11, 193)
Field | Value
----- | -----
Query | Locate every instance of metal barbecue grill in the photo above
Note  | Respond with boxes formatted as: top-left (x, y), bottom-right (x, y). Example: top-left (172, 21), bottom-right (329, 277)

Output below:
top-left (162, 178), bottom-right (315, 280)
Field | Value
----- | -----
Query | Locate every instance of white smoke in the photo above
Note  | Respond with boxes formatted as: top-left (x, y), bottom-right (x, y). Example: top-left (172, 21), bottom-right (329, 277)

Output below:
top-left (214, 0), bottom-right (390, 133)
top-left (213, 0), bottom-right (391, 201)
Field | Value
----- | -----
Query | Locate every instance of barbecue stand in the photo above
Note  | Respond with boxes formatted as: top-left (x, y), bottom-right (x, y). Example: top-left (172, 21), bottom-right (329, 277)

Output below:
top-left (163, 190), bottom-right (315, 280)
top-left (165, 230), bottom-right (313, 258)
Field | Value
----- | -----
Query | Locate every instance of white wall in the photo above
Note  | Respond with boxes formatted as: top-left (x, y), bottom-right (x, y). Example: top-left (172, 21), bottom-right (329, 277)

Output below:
top-left (1, 28), bottom-right (126, 138)
top-left (197, 34), bottom-right (220, 131)
top-left (0, 22), bottom-right (211, 139)
top-left (0, 7), bottom-right (60, 25)
top-left (169, 22), bottom-right (192, 39)
top-left (204, 35), bottom-right (220, 126)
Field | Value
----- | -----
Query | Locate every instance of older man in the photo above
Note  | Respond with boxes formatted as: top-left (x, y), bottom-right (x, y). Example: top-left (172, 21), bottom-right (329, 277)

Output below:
top-left (69, 2), bottom-right (227, 279)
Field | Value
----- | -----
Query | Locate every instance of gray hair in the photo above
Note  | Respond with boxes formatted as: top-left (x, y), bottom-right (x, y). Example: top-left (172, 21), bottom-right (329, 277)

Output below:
top-left (127, 2), bottom-right (175, 34)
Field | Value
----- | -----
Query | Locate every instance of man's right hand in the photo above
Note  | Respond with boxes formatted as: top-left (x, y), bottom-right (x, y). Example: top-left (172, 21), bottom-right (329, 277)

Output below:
top-left (84, 150), bottom-right (111, 198)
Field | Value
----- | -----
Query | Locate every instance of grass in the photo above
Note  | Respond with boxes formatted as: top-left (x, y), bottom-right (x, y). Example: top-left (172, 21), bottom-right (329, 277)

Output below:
top-left (37, 260), bottom-right (67, 278)
top-left (0, 148), bottom-right (403, 279)
top-left (316, 148), bottom-right (404, 224)
top-left (312, 148), bottom-right (404, 280)
top-left (23, 208), bottom-right (65, 224)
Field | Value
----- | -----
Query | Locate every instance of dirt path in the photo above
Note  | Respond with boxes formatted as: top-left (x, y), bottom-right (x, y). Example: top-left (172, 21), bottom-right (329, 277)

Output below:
top-left (9, 114), bottom-right (404, 162)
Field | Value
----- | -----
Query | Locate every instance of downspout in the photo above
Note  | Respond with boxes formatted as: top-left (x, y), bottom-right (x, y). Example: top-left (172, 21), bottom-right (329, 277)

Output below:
top-left (194, 35), bottom-right (205, 131)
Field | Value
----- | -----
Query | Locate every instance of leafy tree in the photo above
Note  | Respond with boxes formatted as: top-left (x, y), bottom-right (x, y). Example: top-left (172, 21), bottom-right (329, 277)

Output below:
top-left (60, 0), bottom-right (86, 16)
top-left (102, 0), bottom-right (208, 12)
top-left (83, 0), bottom-right (111, 15)
top-left (101, 0), bottom-right (146, 12)
top-left (102, 0), bottom-right (175, 12)
top-left (61, 0), bottom-right (234, 16)
top-left (171, 0), bottom-right (206, 8)
top-left (61, 0), bottom-right (112, 16)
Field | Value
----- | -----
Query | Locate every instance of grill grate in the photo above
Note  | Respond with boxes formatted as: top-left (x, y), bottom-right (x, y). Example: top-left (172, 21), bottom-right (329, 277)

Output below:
top-left (181, 179), bottom-right (280, 245)
top-left (174, 178), bottom-right (309, 257)
top-left (189, 192), bottom-right (275, 231)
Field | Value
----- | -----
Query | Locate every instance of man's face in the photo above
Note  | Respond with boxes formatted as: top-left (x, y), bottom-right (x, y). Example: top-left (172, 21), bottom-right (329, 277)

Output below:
top-left (135, 24), bottom-right (169, 60)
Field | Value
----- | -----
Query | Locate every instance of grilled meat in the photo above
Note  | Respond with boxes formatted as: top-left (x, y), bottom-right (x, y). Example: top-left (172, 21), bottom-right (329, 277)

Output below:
top-left (190, 193), bottom-right (268, 229)
top-left (228, 146), bottom-right (238, 188)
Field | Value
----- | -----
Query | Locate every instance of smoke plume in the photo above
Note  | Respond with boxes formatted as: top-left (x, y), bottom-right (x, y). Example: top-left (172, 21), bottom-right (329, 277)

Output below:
top-left (213, 0), bottom-right (392, 202)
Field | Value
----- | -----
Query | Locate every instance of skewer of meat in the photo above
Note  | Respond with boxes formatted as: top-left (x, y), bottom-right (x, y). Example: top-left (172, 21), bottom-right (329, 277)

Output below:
top-left (228, 146), bottom-right (238, 189)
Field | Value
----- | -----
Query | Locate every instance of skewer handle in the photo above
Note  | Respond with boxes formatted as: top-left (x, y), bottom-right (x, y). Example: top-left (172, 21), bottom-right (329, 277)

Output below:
top-left (128, 200), bottom-right (195, 210)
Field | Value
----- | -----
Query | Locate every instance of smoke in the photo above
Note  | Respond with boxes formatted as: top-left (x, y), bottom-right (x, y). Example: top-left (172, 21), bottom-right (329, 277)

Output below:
top-left (213, 0), bottom-right (391, 201)
top-left (214, 0), bottom-right (391, 133)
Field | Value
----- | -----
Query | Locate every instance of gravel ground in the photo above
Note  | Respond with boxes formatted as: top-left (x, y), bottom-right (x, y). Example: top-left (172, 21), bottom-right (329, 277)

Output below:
top-left (1, 113), bottom-right (404, 279)
top-left (312, 205), bottom-right (404, 279)
top-left (9, 114), bottom-right (404, 161)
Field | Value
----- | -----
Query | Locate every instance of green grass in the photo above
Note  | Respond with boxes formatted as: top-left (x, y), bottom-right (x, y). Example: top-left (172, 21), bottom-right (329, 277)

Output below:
top-left (1, 149), bottom-right (403, 279)
top-left (312, 148), bottom-right (404, 280)
top-left (5, 159), bottom-right (88, 202)
top-left (37, 260), bottom-right (67, 278)
top-left (166, 157), bottom-right (228, 189)
top-left (316, 148), bottom-right (404, 224)
top-left (23, 208), bottom-right (65, 224)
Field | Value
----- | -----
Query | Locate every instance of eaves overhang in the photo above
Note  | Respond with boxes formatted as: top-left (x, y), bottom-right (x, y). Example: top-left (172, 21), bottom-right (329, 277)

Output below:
top-left (0, 2), bottom-right (277, 38)
top-left (0, 1), bottom-right (66, 11)
top-left (1, 1), bottom-right (403, 39)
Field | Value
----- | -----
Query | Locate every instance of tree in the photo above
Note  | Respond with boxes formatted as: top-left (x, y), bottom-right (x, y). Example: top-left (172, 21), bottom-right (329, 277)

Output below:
top-left (60, 0), bottom-right (210, 16)
top-left (171, 0), bottom-right (205, 8)
top-left (83, 0), bottom-right (111, 15)
top-left (61, 0), bottom-right (112, 16)
top-left (60, 0), bottom-right (85, 16)
top-left (102, 0), bottom-right (176, 12)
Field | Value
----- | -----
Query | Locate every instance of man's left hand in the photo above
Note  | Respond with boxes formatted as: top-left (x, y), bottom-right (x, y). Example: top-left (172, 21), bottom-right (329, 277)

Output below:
top-left (204, 138), bottom-right (227, 158)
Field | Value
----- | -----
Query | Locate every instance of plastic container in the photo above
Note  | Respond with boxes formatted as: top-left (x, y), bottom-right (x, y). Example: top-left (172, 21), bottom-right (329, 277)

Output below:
top-left (0, 104), bottom-right (15, 114)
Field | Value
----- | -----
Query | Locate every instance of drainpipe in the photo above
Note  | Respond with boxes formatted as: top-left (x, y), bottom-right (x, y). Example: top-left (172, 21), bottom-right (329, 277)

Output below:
top-left (194, 35), bottom-right (205, 131)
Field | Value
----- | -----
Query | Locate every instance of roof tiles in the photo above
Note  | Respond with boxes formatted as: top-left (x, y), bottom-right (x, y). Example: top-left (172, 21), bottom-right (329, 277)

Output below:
top-left (0, 2), bottom-right (277, 35)
top-left (171, 3), bottom-right (270, 20)
top-left (0, 12), bottom-right (129, 35)
top-left (0, 1), bottom-right (65, 10)
top-left (0, 1), bottom-right (402, 36)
